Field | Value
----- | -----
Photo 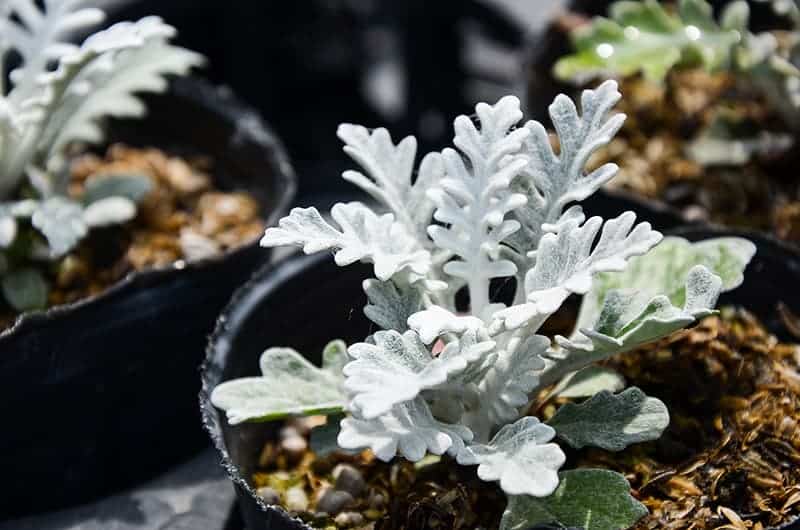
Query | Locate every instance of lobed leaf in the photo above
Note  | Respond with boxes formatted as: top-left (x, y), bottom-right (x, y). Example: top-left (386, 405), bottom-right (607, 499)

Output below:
top-left (210, 341), bottom-right (348, 425)
top-left (547, 387), bottom-right (669, 451)
top-left (500, 469), bottom-right (647, 530)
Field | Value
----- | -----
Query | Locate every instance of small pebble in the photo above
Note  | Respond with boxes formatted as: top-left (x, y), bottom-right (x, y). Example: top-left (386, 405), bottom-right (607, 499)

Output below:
top-left (316, 488), bottom-right (354, 515)
top-left (367, 492), bottom-right (386, 509)
top-left (281, 434), bottom-right (308, 455)
top-left (333, 464), bottom-right (366, 497)
top-left (334, 511), bottom-right (365, 527)
top-left (256, 486), bottom-right (280, 505)
top-left (285, 486), bottom-right (309, 511)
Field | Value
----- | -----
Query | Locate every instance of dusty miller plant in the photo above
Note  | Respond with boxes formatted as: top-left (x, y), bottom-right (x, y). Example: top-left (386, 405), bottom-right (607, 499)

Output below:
top-left (555, 0), bottom-right (800, 167)
top-left (0, 0), bottom-right (202, 311)
top-left (212, 80), bottom-right (755, 529)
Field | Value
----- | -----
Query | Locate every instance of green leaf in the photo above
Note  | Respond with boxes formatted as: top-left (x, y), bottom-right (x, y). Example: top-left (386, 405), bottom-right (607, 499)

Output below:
top-left (31, 197), bottom-right (88, 257)
top-left (83, 173), bottom-right (153, 204)
top-left (547, 387), bottom-right (669, 451)
top-left (554, 366), bottom-right (626, 399)
top-left (309, 413), bottom-right (350, 457)
top-left (500, 469), bottom-right (647, 530)
top-left (210, 340), bottom-right (348, 425)
top-left (2, 267), bottom-right (48, 311)
top-left (554, 0), bottom-right (744, 83)
top-left (576, 237), bottom-right (755, 332)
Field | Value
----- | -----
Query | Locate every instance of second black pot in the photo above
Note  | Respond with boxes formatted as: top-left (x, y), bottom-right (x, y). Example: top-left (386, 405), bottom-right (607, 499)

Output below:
top-left (0, 78), bottom-right (295, 519)
top-left (202, 199), bottom-right (800, 530)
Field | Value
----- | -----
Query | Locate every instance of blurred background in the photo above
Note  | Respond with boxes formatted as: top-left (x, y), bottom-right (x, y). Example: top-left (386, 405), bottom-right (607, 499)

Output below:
top-left (97, 0), bottom-right (565, 207)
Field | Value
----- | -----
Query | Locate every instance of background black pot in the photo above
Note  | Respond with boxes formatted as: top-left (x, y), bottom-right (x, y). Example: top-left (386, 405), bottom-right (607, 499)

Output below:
top-left (201, 195), bottom-right (800, 530)
top-left (0, 77), bottom-right (295, 519)
top-left (99, 0), bottom-right (525, 207)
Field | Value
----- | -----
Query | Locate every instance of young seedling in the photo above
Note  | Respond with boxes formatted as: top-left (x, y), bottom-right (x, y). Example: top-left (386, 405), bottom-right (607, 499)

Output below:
top-left (212, 80), bottom-right (755, 530)
top-left (0, 0), bottom-right (202, 311)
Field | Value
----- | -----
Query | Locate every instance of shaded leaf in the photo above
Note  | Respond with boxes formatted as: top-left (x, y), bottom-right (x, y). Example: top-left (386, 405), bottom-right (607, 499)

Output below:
top-left (82, 173), bottom-right (153, 204)
top-left (554, 366), bottom-right (626, 398)
top-left (500, 469), bottom-right (647, 530)
top-left (547, 387), bottom-right (669, 451)
top-left (2, 267), bottom-right (48, 311)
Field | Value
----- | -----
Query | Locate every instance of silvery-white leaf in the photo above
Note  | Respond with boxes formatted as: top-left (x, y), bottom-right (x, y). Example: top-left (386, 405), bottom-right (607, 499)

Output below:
top-left (210, 340), bottom-right (348, 425)
top-left (543, 265), bottom-right (723, 386)
top-left (338, 124), bottom-right (442, 243)
top-left (547, 387), bottom-right (669, 451)
top-left (1, 267), bottom-right (48, 311)
top-left (553, 366), bottom-right (625, 399)
top-left (576, 237), bottom-right (756, 332)
top-left (41, 17), bottom-right (204, 162)
top-left (338, 397), bottom-right (473, 462)
top-left (343, 329), bottom-right (470, 419)
top-left (362, 278), bottom-right (423, 332)
top-left (427, 95), bottom-right (529, 314)
top-left (686, 120), bottom-right (793, 166)
top-left (457, 416), bottom-right (565, 497)
top-left (261, 203), bottom-right (431, 282)
top-left (0, 215), bottom-right (17, 248)
top-left (468, 335), bottom-right (549, 433)
top-left (83, 195), bottom-right (136, 227)
top-left (508, 80), bottom-right (625, 256)
top-left (8, 199), bottom-right (39, 217)
top-left (82, 173), bottom-right (152, 204)
top-left (3, 0), bottom-right (105, 104)
top-left (407, 305), bottom-right (484, 344)
top-left (500, 469), bottom-right (647, 530)
top-left (495, 211), bottom-right (661, 330)
top-left (31, 196), bottom-right (87, 256)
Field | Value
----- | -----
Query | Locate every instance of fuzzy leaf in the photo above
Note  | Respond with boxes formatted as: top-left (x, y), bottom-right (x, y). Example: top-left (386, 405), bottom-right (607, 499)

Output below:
top-left (554, 366), bottom-right (626, 399)
top-left (83, 196), bottom-right (136, 227)
top-left (338, 124), bottom-right (442, 243)
top-left (338, 397), bottom-right (473, 462)
top-left (496, 211), bottom-right (661, 330)
top-left (554, 0), bottom-right (745, 83)
top-left (344, 329), bottom-right (489, 419)
top-left (576, 237), bottom-right (756, 332)
top-left (210, 341), bottom-right (348, 425)
top-left (427, 95), bottom-right (529, 313)
top-left (544, 265), bottom-right (724, 385)
top-left (82, 173), bottom-right (153, 204)
top-left (407, 305), bottom-right (484, 345)
top-left (0, 215), bottom-right (17, 248)
top-left (2, 267), bottom-right (48, 311)
top-left (457, 416), bottom-right (566, 497)
top-left (362, 279), bottom-right (424, 332)
top-left (507, 80), bottom-right (626, 256)
top-left (3, 0), bottom-right (105, 102)
top-left (41, 17), bottom-right (204, 163)
top-left (261, 203), bottom-right (430, 282)
top-left (31, 196), bottom-right (87, 256)
top-left (547, 387), bottom-right (669, 451)
top-left (500, 469), bottom-right (647, 530)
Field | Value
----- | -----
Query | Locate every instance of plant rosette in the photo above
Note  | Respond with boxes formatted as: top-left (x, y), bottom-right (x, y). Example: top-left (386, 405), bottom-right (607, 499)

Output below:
top-left (204, 81), bottom-right (798, 529)
top-left (0, 1), bottom-right (295, 519)
top-left (525, 0), bottom-right (800, 247)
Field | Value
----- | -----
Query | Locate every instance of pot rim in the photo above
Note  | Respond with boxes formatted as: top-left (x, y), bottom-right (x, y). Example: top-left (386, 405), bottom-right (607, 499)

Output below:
top-left (0, 76), bottom-right (296, 342)
top-left (200, 251), bottom-right (324, 530)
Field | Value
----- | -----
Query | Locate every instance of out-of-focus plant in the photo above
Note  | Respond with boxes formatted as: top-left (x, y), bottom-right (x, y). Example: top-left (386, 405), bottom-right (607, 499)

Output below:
top-left (555, 0), bottom-right (800, 166)
top-left (0, 0), bottom-right (203, 312)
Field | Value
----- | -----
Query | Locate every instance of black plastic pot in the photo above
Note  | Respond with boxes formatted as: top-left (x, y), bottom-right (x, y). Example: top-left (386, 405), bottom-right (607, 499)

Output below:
top-left (99, 0), bottom-right (525, 204)
top-left (201, 196), bottom-right (800, 530)
top-left (0, 77), bottom-right (295, 519)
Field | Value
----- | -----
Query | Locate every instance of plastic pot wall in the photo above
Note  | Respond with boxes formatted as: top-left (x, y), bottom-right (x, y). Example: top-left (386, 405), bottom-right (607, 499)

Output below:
top-left (202, 196), bottom-right (800, 530)
top-left (0, 78), bottom-right (295, 519)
